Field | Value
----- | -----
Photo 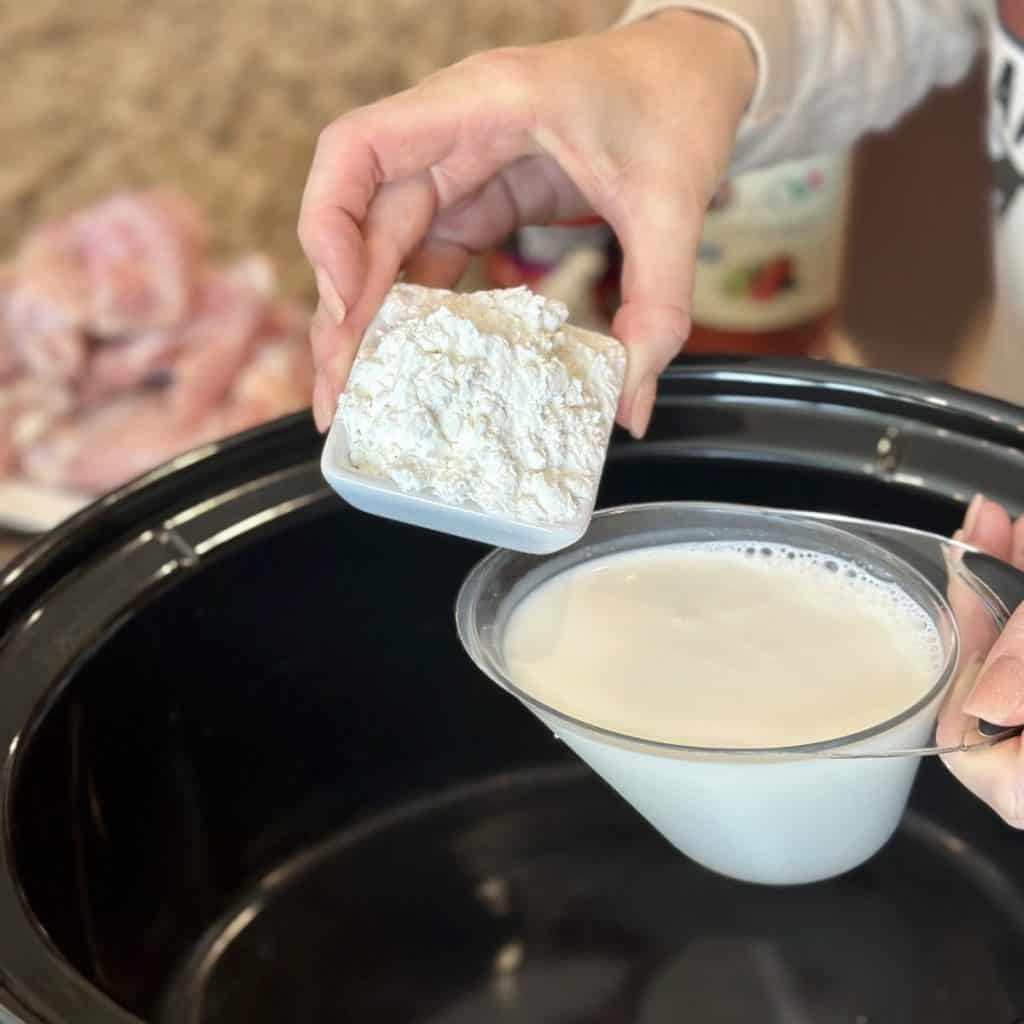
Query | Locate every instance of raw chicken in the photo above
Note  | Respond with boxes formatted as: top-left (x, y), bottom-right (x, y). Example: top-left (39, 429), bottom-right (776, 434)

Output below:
top-left (1, 189), bottom-right (312, 505)
top-left (19, 392), bottom-right (221, 495)
top-left (166, 257), bottom-right (272, 426)
top-left (0, 270), bottom-right (21, 380)
top-left (21, 335), bottom-right (311, 495)
top-left (5, 189), bottom-right (205, 385)
top-left (220, 336), bottom-right (314, 434)
top-left (5, 306), bottom-right (88, 383)
top-left (74, 189), bottom-right (206, 336)
top-left (0, 377), bottom-right (73, 475)
top-left (78, 328), bottom-right (182, 403)
top-left (5, 224), bottom-right (89, 382)
top-left (0, 340), bottom-right (15, 381)
top-left (79, 257), bottom-right (278, 406)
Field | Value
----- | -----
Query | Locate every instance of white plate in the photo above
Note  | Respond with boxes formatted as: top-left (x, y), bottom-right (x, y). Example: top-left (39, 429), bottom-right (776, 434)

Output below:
top-left (320, 302), bottom-right (623, 555)
top-left (0, 479), bottom-right (91, 533)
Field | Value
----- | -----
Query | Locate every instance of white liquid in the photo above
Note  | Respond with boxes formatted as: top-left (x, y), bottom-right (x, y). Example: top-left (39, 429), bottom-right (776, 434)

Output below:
top-left (504, 543), bottom-right (944, 749)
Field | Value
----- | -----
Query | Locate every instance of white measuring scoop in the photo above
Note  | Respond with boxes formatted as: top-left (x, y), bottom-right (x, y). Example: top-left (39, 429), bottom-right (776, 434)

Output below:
top-left (321, 294), bottom-right (625, 554)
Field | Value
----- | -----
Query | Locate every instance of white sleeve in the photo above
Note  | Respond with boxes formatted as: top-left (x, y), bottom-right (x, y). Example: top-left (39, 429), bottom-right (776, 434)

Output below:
top-left (622, 0), bottom-right (986, 172)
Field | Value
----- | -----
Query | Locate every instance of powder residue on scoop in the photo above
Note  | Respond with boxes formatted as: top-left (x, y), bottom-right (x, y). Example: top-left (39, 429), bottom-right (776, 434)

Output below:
top-left (336, 285), bottom-right (625, 525)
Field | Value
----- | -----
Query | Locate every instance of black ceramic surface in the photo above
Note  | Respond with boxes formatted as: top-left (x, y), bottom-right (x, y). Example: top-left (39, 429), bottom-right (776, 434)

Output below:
top-left (159, 767), bottom-right (1024, 1024)
top-left (0, 358), bottom-right (1022, 1024)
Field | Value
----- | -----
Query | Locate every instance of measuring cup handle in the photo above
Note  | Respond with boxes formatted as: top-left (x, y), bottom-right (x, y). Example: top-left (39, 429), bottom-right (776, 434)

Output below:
top-left (962, 550), bottom-right (1024, 613)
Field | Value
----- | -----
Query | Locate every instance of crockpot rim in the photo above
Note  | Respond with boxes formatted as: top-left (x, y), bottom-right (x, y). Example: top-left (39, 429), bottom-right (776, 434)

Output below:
top-left (4, 355), bottom-right (1023, 633)
top-left (0, 354), bottom-right (1021, 1022)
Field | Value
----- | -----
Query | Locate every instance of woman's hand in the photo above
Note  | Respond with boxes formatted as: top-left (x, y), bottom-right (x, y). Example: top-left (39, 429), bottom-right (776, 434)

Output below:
top-left (939, 495), bottom-right (1024, 827)
top-left (298, 11), bottom-right (756, 435)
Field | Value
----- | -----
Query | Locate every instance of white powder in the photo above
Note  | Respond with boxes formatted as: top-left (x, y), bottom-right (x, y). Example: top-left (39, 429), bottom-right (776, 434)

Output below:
top-left (337, 284), bottom-right (626, 525)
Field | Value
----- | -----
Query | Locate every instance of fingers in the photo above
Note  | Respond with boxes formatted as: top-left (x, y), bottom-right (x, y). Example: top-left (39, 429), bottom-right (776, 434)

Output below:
top-left (306, 173), bottom-right (440, 432)
top-left (430, 154), bottom-right (693, 444)
top-left (298, 56), bottom-right (537, 332)
top-left (946, 729), bottom-right (1024, 829)
top-left (298, 122), bottom-right (375, 330)
top-left (941, 622), bottom-right (1024, 829)
top-left (310, 306), bottom-right (336, 430)
top-left (310, 153), bottom-right (590, 430)
top-left (940, 497), bottom-right (1024, 828)
top-left (299, 57), bottom-right (546, 432)
top-left (1013, 514), bottom-right (1024, 569)
top-left (604, 184), bottom-right (700, 438)
top-left (321, 174), bottom-right (441, 418)
top-left (962, 493), bottom-right (1014, 559)
top-left (298, 95), bottom-right (458, 320)
top-left (402, 240), bottom-right (472, 290)
top-left (944, 497), bottom-right (1018, 724)
top-left (945, 496), bottom-right (1017, 725)
top-left (428, 155), bottom-right (590, 253)
top-left (963, 603), bottom-right (1024, 726)
top-left (403, 153), bottom-right (591, 291)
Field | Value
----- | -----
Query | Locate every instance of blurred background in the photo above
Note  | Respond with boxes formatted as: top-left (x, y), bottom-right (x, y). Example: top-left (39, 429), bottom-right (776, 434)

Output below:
top-left (0, 0), bottom-right (995, 545)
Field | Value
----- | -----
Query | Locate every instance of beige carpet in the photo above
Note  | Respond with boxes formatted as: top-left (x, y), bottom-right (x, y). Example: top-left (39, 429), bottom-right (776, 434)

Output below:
top-left (0, 0), bottom-right (624, 299)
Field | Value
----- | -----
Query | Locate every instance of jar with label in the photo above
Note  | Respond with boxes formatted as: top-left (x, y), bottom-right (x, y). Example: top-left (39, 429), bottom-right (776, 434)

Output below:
top-left (688, 154), bottom-right (852, 356)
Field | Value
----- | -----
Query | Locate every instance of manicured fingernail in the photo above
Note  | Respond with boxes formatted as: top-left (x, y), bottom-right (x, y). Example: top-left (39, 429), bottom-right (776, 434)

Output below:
top-left (964, 493), bottom-right (985, 541)
top-left (314, 266), bottom-right (347, 325)
top-left (963, 654), bottom-right (1024, 723)
top-left (312, 373), bottom-right (334, 433)
top-left (630, 375), bottom-right (657, 440)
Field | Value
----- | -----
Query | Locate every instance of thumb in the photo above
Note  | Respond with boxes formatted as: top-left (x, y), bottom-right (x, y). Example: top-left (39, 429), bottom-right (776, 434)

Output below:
top-left (606, 185), bottom-right (701, 438)
top-left (963, 604), bottom-right (1024, 727)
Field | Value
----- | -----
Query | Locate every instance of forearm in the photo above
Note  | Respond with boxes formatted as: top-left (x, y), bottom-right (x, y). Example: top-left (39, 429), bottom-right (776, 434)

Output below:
top-left (623, 0), bottom-right (985, 171)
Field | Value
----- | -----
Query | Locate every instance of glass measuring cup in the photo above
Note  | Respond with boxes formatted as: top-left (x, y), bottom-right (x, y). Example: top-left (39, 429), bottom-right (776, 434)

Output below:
top-left (455, 503), bottom-right (1024, 885)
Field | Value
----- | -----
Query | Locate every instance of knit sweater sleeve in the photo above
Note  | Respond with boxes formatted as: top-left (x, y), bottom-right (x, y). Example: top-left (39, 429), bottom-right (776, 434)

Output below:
top-left (621, 0), bottom-right (985, 172)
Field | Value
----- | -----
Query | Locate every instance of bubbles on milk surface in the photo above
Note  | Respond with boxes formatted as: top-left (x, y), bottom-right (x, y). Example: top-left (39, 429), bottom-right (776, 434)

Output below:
top-left (502, 541), bottom-right (945, 749)
top-left (721, 539), bottom-right (944, 668)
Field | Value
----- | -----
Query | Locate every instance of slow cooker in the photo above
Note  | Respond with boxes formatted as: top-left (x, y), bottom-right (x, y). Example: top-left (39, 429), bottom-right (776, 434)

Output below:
top-left (1, 356), bottom-right (1022, 1024)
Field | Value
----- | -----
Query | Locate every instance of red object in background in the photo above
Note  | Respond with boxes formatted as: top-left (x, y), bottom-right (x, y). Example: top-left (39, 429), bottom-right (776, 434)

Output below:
top-left (486, 218), bottom-right (609, 290)
top-left (486, 249), bottom-right (548, 289)
top-left (596, 236), bottom-right (833, 357)
top-left (493, 187), bottom-right (841, 360)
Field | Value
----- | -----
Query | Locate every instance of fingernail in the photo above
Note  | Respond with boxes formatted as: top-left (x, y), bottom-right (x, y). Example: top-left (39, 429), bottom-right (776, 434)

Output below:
top-left (630, 375), bottom-right (657, 440)
top-left (312, 372), bottom-right (334, 433)
top-left (964, 493), bottom-right (985, 541)
top-left (963, 654), bottom-right (1024, 723)
top-left (952, 529), bottom-right (965, 544)
top-left (314, 266), bottom-right (347, 325)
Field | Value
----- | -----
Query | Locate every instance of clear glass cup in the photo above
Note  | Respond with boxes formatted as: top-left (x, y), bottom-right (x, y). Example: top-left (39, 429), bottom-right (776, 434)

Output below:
top-left (456, 503), bottom-right (1018, 885)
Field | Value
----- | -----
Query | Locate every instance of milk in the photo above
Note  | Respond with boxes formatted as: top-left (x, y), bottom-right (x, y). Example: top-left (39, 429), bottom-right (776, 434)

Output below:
top-left (504, 542), bottom-right (943, 749)
top-left (500, 542), bottom-right (949, 884)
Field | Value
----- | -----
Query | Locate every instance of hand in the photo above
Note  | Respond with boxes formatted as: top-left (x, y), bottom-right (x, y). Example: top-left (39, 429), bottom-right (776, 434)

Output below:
top-left (938, 495), bottom-right (1024, 827)
top-left (298, 11), bottom-right (757, 435)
